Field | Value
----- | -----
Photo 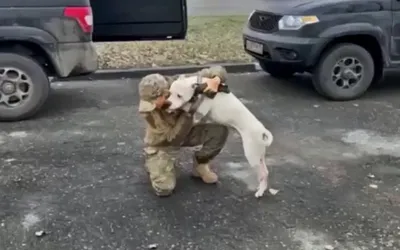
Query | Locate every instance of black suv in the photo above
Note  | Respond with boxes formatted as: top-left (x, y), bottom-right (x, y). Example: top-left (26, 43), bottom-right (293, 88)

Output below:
top-left (243, 0), bottom-right (395, 101)
top-left (0, 0), bottom-right (187, 121)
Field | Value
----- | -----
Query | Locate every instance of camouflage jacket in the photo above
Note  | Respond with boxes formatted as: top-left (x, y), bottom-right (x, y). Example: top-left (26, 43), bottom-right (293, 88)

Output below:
top-left (138, 66), bottom-right (228, 147)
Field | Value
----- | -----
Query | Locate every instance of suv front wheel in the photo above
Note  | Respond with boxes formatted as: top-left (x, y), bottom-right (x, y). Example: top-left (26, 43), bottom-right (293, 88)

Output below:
top-left (0, 53), bottom-right (50, 121)
top-left (258, 61), bottom-right (295, 78)
top-left (313, 43), bottom-right (374, 101)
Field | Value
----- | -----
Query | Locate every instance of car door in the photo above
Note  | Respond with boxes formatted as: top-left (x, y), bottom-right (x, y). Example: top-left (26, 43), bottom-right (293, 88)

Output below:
top-left (90, 0), bottom-right (187, 42)
top-left (391, 0), bottom-right (400, 62)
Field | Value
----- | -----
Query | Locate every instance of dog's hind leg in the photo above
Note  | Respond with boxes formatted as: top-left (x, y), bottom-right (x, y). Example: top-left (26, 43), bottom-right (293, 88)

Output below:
top-left (254, 157), bottom-right (269, 198)
top-left (242, 136), bottom-right (269, 198)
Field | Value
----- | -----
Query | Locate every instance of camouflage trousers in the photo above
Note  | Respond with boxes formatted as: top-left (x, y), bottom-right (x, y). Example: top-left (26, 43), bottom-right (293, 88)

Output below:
top-left (143, 124), bottom-right (229, 196)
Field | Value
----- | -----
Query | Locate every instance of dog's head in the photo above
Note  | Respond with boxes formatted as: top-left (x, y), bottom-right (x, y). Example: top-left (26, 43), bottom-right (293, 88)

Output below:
top-left (167, 76), bottom-right (201, 110)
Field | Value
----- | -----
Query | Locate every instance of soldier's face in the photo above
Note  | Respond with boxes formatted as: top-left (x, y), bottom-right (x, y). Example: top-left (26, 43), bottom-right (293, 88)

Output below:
top-left (167, 77), bottom-right (197, 110)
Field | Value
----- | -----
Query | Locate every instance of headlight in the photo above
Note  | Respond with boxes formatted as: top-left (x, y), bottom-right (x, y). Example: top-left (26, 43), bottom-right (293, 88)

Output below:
top-left (278, 15), bottom-right (319, 30)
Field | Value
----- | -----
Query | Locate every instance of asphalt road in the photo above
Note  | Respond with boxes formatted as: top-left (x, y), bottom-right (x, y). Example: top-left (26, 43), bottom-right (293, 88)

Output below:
top-left (187, 0), bottom-right (264, 16)
top-left (1, 72), bottom-right (400, 250)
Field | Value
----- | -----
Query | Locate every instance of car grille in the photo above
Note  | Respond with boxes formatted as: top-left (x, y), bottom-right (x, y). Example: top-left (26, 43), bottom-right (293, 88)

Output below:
top-left (249, 11), bottom-right (282, 33)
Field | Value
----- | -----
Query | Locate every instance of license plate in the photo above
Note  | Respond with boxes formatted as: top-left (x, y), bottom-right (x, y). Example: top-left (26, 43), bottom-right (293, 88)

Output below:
top-left (246, 40), bottom-right (263, 54)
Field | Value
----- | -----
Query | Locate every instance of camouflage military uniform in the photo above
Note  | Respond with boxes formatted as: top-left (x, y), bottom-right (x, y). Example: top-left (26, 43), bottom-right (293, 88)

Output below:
top-left (138, 66), bottom-right (229, 196)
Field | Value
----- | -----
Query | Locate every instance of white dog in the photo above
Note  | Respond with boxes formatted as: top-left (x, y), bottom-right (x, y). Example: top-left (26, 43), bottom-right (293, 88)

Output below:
top-left (166, 75), bottom-right (273, 198)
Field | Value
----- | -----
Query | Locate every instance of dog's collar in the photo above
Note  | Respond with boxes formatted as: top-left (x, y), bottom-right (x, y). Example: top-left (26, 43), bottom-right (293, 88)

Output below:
top-left (188, 95), bottom-right (204, 115)
top-left (188, 75), bottom-right (204, 103)
top-left (186, 75), bottom-right (203, 114)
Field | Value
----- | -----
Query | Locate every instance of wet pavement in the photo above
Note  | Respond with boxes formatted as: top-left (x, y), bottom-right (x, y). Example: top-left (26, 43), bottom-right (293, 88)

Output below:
top-left (1, 72), bottom-right (400, 250)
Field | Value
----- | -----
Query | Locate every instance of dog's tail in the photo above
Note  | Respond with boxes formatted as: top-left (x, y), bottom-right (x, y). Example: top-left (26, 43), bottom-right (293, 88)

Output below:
top-left (262, 129), bottom-right (273, 147)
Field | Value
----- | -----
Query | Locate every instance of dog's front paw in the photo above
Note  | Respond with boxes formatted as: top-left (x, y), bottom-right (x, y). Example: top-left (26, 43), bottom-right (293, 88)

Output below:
top-left (254, 188), bottom-right (266, 198)
top-left (254, 181), bottom-right (268, 198)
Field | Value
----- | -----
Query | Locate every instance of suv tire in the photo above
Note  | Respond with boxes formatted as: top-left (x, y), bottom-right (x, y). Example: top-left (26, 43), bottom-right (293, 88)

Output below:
top-left (313, 43), bottom-right (374, 101)
top-left (259, 61), bottom-right (295, 78)
top-left (0, 53), bottom-right (50, 121)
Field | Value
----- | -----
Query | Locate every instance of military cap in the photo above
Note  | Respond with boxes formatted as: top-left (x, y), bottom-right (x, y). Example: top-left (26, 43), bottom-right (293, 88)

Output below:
top-left (138, 73), bottom-right (169, 112)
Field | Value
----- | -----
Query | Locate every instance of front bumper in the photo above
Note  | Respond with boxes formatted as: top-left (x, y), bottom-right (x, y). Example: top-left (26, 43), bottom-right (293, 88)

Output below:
top-left (243, 25), bottom-right (327, 70)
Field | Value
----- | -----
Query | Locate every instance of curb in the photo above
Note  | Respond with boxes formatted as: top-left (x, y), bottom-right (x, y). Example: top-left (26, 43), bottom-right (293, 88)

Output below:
top-left (58, 62), bottom-right (261, 81)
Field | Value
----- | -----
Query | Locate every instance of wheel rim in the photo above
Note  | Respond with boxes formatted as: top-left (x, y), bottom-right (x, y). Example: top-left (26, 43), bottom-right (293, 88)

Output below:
top-left (331, 57), bottom-right (363, 89)
top-left (0, 68), bottom-right (32, 108)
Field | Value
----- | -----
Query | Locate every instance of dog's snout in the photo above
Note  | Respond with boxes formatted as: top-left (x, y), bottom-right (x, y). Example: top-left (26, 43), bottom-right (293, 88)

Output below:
top-left (162, 100), bottom-right (171, 109)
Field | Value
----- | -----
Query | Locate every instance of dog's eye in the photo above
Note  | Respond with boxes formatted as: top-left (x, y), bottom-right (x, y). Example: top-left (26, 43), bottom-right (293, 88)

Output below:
top-left (177, 94), bottom-right (182, 98)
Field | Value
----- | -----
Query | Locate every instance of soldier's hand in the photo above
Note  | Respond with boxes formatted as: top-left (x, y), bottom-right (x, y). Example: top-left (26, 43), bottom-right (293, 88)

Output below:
top-left (154, 95), bottom-right (167, 109)
top-left (203, 76), bottom-right (221, 93)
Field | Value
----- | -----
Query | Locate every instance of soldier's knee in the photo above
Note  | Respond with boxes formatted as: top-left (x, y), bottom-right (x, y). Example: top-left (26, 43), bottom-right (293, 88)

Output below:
top-left (209, 124), bottom-right (229, 142)
top-left (151, 175), bottom-right (176, 196)
top-left (150, 169), bottom-right (176, 196)
top-left (218, 126), bottom-right (229, 140)
top-left (144, 147), bottom-right (176, 196)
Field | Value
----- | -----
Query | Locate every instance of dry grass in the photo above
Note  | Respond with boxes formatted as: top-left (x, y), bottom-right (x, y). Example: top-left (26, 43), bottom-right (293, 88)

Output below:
top-left (96, 15), bottom-right (253, 69)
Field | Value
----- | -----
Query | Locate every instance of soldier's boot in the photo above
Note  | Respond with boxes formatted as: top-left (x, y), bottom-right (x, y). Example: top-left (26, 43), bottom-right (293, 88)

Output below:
top-left (181, 124), bottom-right (229, 184)
top-left (192, 160), bottom-right (218, 184)
top-left (144, 147), bottom-right (176, 197)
